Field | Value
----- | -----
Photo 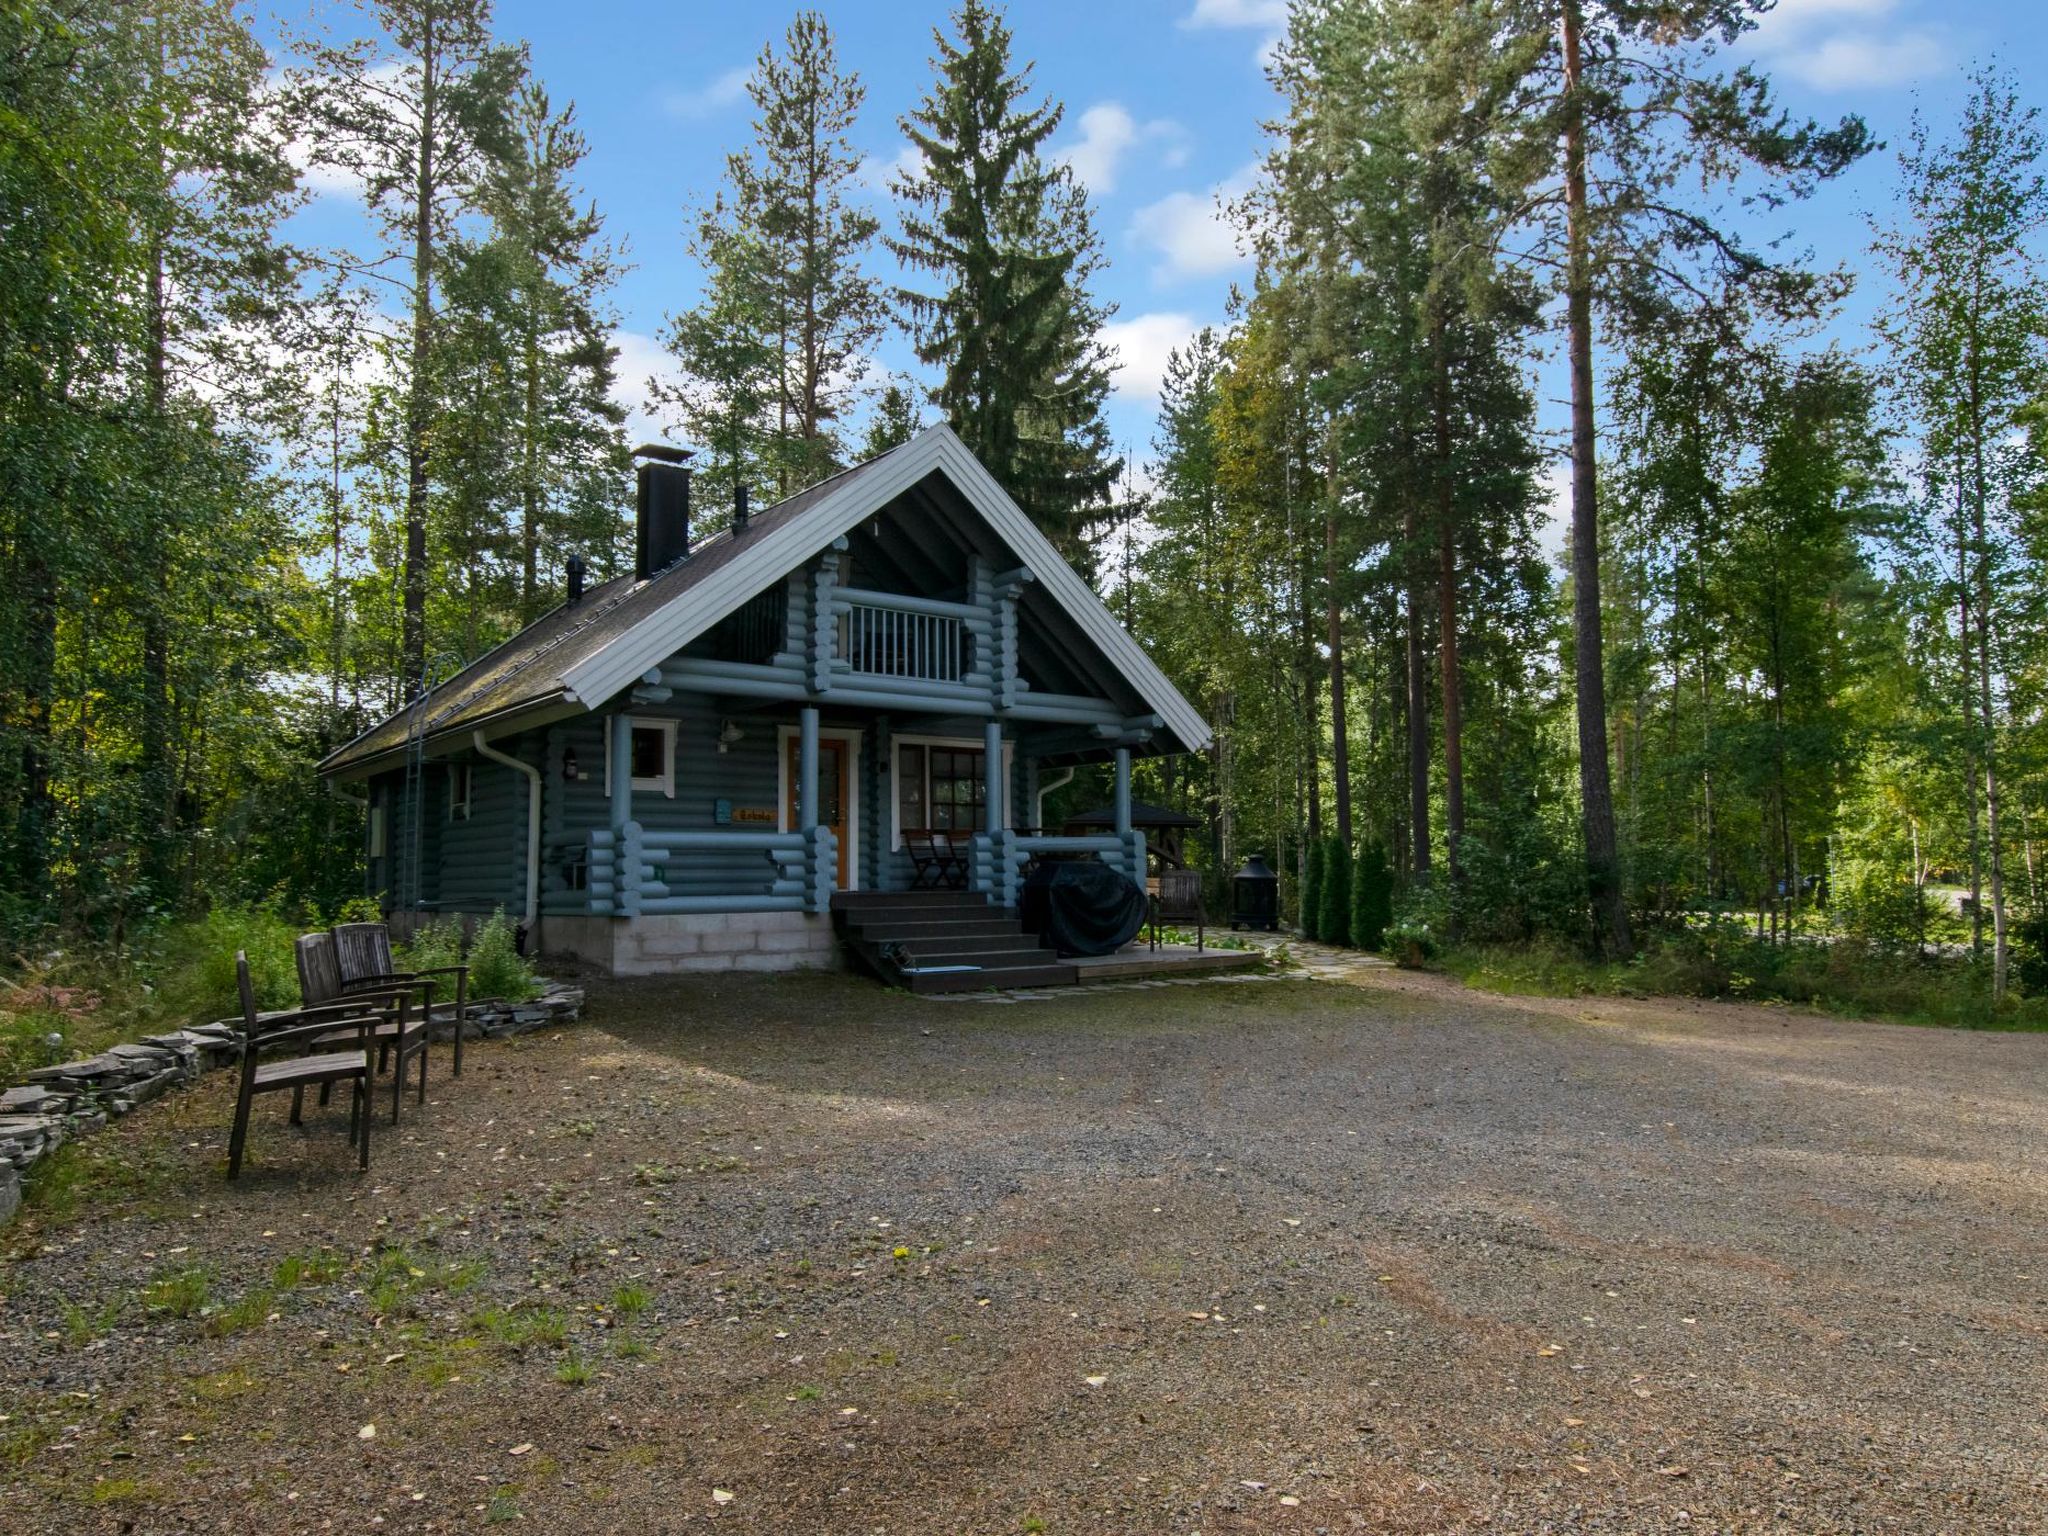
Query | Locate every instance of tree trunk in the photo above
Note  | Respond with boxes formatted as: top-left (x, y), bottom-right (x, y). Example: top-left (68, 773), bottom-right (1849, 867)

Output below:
top-left (1325, 427), bottom-right (1351, 848)
top-left (1432, 315), bottom-right (1463, 885)
top-left (1559, 0), bottom-right (1631, 956)
top-left (1404, 499), bottom-right (1430, 878)
top-left (401, 22), bottom-right (441, 701)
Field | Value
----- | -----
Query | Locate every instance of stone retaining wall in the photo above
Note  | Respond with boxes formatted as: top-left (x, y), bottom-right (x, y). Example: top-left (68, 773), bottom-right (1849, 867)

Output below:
top-left (0, 981), bottom-right (584, 1226)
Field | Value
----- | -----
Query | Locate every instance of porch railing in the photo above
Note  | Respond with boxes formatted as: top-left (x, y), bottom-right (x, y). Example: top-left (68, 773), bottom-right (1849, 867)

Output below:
top-left (545, 826), bottom-right (830, 916)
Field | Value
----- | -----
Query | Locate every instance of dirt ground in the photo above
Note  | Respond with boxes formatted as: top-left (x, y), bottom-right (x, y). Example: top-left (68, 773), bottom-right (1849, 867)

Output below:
top-left (2, 965), bottom-right (2044, 1534)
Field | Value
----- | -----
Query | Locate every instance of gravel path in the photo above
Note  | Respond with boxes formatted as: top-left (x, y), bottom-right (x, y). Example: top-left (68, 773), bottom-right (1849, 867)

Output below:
top-left (2, 967), bottom-right (2043, 1533)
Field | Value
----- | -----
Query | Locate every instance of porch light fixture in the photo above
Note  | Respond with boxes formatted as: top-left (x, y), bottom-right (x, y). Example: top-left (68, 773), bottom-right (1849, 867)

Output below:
top-left (561, 747), bottom-right (581, 781)
top-left (717, 718), bottom-right (745, 754)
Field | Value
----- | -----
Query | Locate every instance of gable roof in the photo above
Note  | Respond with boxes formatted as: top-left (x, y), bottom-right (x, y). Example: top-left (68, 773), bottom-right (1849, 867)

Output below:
top-left (320, 425), bottom-right (1210, 779)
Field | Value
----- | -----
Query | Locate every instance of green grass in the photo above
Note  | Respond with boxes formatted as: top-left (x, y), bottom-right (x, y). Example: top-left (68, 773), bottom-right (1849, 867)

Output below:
top-left (60, 1295), bottom-right (124, 1346)
top-left (608, 1283), bottom-right (652, 1320)
top-left (470, 1304), bottom-right (569, 1350)
top-left (1439, 932), bottom-right (2048, 1030)
top-left (141, 1266), bottom-right (212, 1320)
top-left (203, 1287), bottom-right (276, 1337)
top-left (553, 1350), bottom-right (594, 1386)
top-left (272, 1250), bottom-right (343, 1288)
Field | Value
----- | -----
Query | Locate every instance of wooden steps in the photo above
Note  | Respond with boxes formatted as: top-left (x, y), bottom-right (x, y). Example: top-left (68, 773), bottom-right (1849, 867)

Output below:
top-left (830, 890), bottom-right (1077, 994)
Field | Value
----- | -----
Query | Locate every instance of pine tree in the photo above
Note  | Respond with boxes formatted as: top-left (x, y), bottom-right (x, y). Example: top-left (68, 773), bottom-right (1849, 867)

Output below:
top-left (294, 0), bottom-right (520, 697)
top-left (889, 0), bottom-right (1119, 559)
top-left (464, 79), bottom-right (628, 616)
top-left (741, 11), bottom-right (883, 493)
top-left (1478, 0), bottom-right (1872, 955)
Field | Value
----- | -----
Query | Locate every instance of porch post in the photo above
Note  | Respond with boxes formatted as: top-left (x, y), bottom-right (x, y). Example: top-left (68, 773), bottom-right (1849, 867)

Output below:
top-left (983, 719), bottom-right (1007, 905)
top-left (609, 713), bottom-right (641, 917)
top-left (798, 704), bottom-right (828, 912)
top-left (798, 706), bottom-right (820, 833)
top-left (1114, 746), bottom-right (1139, 888)
top-left (983, 720), bottom-right (1003, 837)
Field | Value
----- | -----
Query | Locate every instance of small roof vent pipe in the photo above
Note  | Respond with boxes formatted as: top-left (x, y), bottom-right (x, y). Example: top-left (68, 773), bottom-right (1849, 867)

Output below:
top-left (565, 551), bottom-right (586, 605)
top-left (633, 442), bottom-right (694, 580)
top-left (733, 480), bottom-right (749, 535)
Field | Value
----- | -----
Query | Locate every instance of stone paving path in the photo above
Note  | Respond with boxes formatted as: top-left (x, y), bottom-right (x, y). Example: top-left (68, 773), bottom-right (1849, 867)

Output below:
top-left (927, 931), bottom-right (1390, 1004)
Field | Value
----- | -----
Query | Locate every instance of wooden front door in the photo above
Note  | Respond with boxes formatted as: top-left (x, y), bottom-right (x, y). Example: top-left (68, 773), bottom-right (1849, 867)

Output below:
top-left (786, 736), bottom-right (853, 888)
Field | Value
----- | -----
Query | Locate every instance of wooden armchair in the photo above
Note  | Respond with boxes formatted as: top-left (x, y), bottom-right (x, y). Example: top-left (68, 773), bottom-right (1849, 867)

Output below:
top-left (906, 829), bottom-right (968, 890)
top-left (332, 920), bottom-right (471, 1077)
top-left (1149, 869), bottom-right (1207, 953)
top-left (229, 951), bottom-right (394, 1178)
top-left (296, 932), bottom-right (430, 1124)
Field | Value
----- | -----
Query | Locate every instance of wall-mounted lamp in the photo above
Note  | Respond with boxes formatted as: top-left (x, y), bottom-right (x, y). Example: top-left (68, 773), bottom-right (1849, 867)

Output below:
top-left (561, 747), bottom-right (581, 781)
top-left (716, 718), bottom-right (745, 754)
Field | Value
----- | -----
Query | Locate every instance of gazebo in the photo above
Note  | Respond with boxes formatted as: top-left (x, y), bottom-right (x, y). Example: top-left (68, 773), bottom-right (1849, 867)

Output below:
top-left (1061, 800), bottom-right (1202, 876)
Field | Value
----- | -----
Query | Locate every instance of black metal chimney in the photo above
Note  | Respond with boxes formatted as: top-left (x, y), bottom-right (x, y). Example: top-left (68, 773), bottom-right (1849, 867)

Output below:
top-left (733, 480), bottom-right (749, 535)
top-left (565, 551), bottom-right (586, 604)
top-left (633, 443), bottom-right (694, 580)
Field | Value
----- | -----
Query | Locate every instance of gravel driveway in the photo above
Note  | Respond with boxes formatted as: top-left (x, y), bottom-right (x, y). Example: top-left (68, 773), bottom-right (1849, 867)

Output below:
top-left (2, 967), bottom-right (2043, 1533)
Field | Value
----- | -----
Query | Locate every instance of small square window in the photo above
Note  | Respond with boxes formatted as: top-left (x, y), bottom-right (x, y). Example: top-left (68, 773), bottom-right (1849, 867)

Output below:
top-left (449, 762), bottom-right (473, 822)
top-left (631, 727), bottom-right (665, 781)
top-left (604, 717), bottom-right (677, 798)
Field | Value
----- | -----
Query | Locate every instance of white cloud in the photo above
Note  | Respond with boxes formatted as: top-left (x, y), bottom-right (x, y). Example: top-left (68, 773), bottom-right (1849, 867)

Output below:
top-left (1053, 103), bottom-right (1187, 196)
top-left (1536, 462), bottom-right (1572, 565)
top-left (1130, 163), bottom-right (1258, 281)
top-left (661, 66), bottom-right (750, 120)
top-left (1748, 0), bottom-right (1943, 90)
top-left (610, 329), bottom-right (684, 447)
top-left (1100, 311), bottom-right (1202, 404)
top-left (857, 142), bottom-right (926, 196)
top-left (1179, 0), bottom-right (1287, 27)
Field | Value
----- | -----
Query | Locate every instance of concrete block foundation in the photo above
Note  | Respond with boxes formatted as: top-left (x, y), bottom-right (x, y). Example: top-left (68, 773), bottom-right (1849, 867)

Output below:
top-left (538, 911), bottom-right (844, 977)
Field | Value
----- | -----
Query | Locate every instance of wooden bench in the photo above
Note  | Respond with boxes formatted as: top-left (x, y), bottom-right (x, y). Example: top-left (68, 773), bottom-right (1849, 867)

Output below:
top-left (296, 932), bottom-right (431, 1125)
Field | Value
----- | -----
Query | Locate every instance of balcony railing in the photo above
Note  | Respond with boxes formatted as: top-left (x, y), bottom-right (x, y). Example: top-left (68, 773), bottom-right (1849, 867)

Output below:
top-left (840, 600), bottom-right (968, 683)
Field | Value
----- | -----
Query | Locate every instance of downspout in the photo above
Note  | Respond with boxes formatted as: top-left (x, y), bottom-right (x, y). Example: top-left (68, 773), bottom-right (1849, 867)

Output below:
top-left (474, 731), bottom-right (541, 928)
top-left (1034, 766), bottom-right (1075, 832)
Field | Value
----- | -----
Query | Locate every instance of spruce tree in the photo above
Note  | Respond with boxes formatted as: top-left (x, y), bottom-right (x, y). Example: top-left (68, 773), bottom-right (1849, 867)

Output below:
top-left (1301, 838), bottom-right (1324, 940)
top-left (1351, 839), bottom-right (1393, 950)
top-left (889, 0), bottom-right (1119, 559)
top-left (1319, 835), bottom-right (1352, 948)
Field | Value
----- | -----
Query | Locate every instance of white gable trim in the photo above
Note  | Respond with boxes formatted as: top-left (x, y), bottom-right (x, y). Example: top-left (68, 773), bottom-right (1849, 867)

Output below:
top-left (556, 425), bottom-right (1212, 752)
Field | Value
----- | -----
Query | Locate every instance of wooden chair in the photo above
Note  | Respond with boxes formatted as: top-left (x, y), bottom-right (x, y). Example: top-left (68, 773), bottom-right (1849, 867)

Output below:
top-left (1149, 868), bottom-right (1207, 953)
top-left (296, 932), bottom-right (429, 1124)
top-left (332, 920), bottom-right (471, 1078)
top-left (906, 829), bottom-right (968, 890)
top-left (228, 950), bottom-right (391, 1178)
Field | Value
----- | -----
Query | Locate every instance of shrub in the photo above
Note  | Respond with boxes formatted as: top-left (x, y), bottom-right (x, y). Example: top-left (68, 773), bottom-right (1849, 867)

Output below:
top-left (1301, 841), bottom-right (1324, 940)
top-left (153, 904), bottom-right (301, 1021)
top-left (401, 918), bottom-right (464, 975)
top-left (1384, 916), bottom-right (1436, 967)
top-left (1319, 836), bottom-right (1352, 947)
top-left (1351, 840), bottom-right (1393, 950)
top-left (466, 909), bottom-right (538, 1002)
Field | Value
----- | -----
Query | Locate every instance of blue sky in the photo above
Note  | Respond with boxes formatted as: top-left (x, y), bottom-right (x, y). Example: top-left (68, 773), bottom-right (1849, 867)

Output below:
top-left (272, 0), bottom-right (2043, 527)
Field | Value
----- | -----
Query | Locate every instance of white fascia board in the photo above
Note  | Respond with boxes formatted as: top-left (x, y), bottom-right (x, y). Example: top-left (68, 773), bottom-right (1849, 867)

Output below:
top-left (561, 431), bottom-right (952, 711)
top-left (558, 424), bottom-right (1214, 755)
top-left (927, 432), bottom-right (1215, 753)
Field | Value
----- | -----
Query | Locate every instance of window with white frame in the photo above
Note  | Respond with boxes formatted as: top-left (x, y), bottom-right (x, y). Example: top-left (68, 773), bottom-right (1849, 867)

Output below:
top-left (603, 717), bottom-right (677, 798)
top-left (892, 738), bottom-right (1007, 847)
top-left (448, 761), bottom-right (473, 822)
top-left (367, 803), bottom-right (387, 859)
